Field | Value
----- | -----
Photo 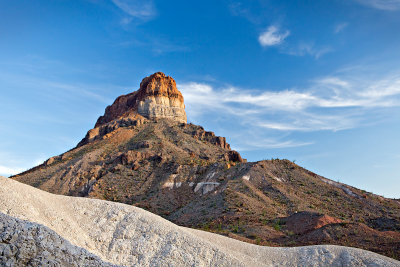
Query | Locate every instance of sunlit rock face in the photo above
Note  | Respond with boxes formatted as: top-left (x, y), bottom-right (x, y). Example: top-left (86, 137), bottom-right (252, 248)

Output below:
top-left (77, 72), bottom-right (187, 147)
top-left (136, 72), bottom-right (186, 123)
top-left (94, 72), bottom-right (186, 128)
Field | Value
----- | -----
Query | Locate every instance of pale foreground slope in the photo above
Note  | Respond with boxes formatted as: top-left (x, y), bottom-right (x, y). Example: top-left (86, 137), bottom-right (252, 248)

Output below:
top-left (0, 177), bottom-right (398, 267)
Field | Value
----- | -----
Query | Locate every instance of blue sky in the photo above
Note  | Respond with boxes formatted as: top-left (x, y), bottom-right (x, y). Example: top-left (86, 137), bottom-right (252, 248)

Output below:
top-left (1, 0), bottom-right (400, 197)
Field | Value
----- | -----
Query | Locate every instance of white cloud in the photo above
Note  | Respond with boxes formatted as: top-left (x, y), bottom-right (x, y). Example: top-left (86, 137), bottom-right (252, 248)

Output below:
top-left (0, 166), bottom-right (25, 176)
top-left (355, 0), bottom-right (400, 10)
top-left (229, 2), bottom-right (260, 24)
top-left (120, 17), bottom-right (134, 25)
top-left (359, 75), bottom-right (400, 98)
top-left (237, 139), bottom-right (313, 150)
top-left (334, 22), bottom-right (349, 34)
top-left (42, 81), bottom-right (113, 104)
top-left (0, 151), bottom-right (47, 177)
top-left (284, 42), bottom-right (333, 59)
top-left (181, 83), bottom-right (315, 112)
top-left (258, 26), bottom-right (290, 47)
top-left (115, 35), bottom-right (190, 55)
top-left (179, 69), bottom-right (400, 135)
top-left (316, 77), bottom-right (350, 88)
top-left (111, 0), bottom-right (156, 20)
top-left (256, 112), bottom-right (359, 132)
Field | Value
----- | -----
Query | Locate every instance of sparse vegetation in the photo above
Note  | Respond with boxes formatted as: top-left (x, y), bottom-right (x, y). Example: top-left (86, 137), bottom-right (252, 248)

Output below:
top-left (13, 118), bottom-right (400, 260)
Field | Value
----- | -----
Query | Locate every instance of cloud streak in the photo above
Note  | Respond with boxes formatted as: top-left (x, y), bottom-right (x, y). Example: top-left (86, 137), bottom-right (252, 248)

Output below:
top-left (0, 166), bottom-right (25, 177)
top-left (233, 138), bottom-right (313, 151)
top-left (355, 0), bottom-right (400, 10)
top-left (258, 26), bottom-right (290, 47)
top-left (334, 22), bottom-right (349, 34)
top-left (283, 42), bottom-right (333, 59)
top-left (179, 69), bottom-right (400, 134)
top-left (235, 139), bottom-right (314, 151)
top-left (0, 154), bottom-right (46, 177)
top-left (111, 0), bottom-right (156, 21)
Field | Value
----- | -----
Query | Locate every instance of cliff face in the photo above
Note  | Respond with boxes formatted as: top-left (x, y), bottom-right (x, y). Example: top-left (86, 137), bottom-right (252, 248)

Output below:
top-left (95, 72), bottom-right (186, 128)
top-left (136, 72), bottom-right (186, 123)
top-left (76, 72), bottom-right (187, 147)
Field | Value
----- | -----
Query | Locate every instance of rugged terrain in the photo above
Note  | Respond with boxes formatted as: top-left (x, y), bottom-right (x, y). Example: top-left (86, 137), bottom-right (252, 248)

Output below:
top-left (12, 72), bottom-right (400, 260)
top-left (1, 177), bottom-right (399, 266)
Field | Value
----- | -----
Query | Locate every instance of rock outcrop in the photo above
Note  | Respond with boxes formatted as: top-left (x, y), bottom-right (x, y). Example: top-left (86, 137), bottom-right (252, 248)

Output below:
top-left (282, 211), bottom-right (343, 235)
top-left (0, 213), bottom-right (113, 266)
top-left (95, 72), bottom-right (186, 128)
top-left (77, 72), bottom-right (187, 147)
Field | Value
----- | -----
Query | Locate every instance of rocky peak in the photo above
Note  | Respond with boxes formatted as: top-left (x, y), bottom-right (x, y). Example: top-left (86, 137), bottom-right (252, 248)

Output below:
top-left (95, 72), bottom-right (187, 128)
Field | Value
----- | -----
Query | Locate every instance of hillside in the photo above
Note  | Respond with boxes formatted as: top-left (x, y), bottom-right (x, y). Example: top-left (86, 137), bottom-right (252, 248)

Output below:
top-left (12, 72), bottom-right (400, 260)
top-left (1, 176), bottom-right (399, 266)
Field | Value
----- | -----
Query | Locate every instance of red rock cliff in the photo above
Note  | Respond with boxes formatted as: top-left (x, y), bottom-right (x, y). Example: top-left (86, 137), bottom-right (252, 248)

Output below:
top-left (95, 72), bottom-right (186, 128)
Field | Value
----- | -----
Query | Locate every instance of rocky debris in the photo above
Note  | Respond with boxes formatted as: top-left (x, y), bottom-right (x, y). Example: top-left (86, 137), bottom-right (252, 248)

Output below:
top-left (12, 118), bottom-right (241, 195)
top-left (189, 125), bottom-right (231, 149)
top-left (95, 72), bottom-right (186, 128)
top-left (285, 221), bottom-right (400, 259)
top-left (225, 150), bottom-right (243, 163)
top-left (181, 123), bottom-right (244, 162)
top-left (368, 217), bottom-right (400, 231)
top-left (1, 177), bottom-right (399, 267)
top-left (113, 151), bottom-right (150, 169)
top-left (44, 156), bottom-right (60, 166)
top-left (78, 114), bottom-right (147, 147)
top-left (0, 213), bottom-right (115, 267)
top-left (319, 176), bottom-right (361, 198)
top-left (282, 211), bottom-right (343, 235)
top-left (194, 182), bottom-right (221, 195)
top-left (128, 140), bottom-right (151, 150)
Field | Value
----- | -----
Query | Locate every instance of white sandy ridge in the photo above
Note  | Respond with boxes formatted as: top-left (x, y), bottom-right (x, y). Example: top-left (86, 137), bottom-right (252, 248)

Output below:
top-left (0, 176), bottom-right (399, 266)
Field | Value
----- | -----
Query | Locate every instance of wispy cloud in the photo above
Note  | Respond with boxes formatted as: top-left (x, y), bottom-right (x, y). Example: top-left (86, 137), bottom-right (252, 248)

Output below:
top-left (149, 40), bottom-right (190, 55)
top-left (0, 71), bottom-right (113, 105)
top-left (355, 0), bottom-right (400, 10)
top-left (284, 42), bottom-right (333, 59)
top-left (179, 68), bottom-right (400, 134)
top-left (40, 81), bottom-right (113, 104)
top-left (228, 2), bottom-right (262, 24)
top-left (236, 139), bottom-right (313, 151)
top-left (0, 154), bottom-right (46, 177)
top-left (0, 166), bottom-right (25, 177)
top-left (334, 22), bottom-right (349, 34)
top-left (258, 26), bottom-right (290, 47)
top-left (115, 34), bottom-right (190, 55)
top-left (111, 0), bottom-right (156, 22)
top-left (256, 112), bottom-right (360, 132)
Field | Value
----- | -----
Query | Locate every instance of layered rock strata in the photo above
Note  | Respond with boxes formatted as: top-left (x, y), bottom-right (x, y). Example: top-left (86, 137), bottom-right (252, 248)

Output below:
top-left (95, 72), bottom-right (186, 128)
top-left (77, 72), bottom-right (187, 147)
